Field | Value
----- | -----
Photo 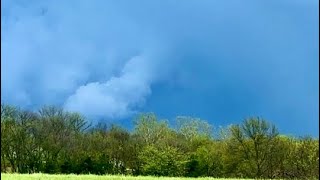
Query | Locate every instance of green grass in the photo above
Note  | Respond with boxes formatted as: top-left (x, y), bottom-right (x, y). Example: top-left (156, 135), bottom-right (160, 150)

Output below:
top-left (1, 173), bottom-right (254, 180)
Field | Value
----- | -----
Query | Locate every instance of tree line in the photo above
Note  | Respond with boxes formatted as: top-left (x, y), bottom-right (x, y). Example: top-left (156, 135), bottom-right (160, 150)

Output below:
top-left (1, 104), bottom-right (319, 179)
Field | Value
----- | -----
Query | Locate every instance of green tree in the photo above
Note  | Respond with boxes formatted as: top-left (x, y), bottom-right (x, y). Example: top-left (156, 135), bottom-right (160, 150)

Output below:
top-left (139, 145), bottom-right (186, 176)
top-left (229, 117), bottom-right (278, 178)
top-left (134, 113), bottom-right (171, 146)
top-left (176, 116), bottom-right (212, 152)
top-left (287, 137), bottom-right (319, 179)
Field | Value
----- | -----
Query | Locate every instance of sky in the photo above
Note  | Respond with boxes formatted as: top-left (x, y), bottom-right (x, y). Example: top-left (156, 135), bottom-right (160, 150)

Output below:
top-left (1, 0), bottom-right (319, 136)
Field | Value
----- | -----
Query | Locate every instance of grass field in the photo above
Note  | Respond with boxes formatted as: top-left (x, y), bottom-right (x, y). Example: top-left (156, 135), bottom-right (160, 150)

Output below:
top-left (1, 173), bottom-right (255, 180)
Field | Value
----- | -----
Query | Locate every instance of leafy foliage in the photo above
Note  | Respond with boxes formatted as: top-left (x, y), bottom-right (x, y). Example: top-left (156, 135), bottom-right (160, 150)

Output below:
top-left (1, 104), bottom-right (318, 179)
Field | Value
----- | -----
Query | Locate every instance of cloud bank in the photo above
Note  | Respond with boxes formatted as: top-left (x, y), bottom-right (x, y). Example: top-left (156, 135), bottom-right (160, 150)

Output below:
top-left (1, 0), bottom-right (319, 135)
top-left (1, 0), bottom-right (173, 120)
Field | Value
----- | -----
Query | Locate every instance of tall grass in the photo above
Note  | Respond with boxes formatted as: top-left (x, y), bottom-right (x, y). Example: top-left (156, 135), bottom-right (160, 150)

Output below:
top-left (1, 173), bottom-right (254, 180)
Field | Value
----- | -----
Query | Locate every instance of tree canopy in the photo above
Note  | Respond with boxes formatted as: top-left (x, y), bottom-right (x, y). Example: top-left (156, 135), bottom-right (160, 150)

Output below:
top-left (1, 104), bottom-right (318, 179)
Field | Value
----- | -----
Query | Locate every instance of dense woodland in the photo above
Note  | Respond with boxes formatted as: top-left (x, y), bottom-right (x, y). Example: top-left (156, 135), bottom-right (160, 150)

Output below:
top-left (1, 104), bottom-right (319, 179)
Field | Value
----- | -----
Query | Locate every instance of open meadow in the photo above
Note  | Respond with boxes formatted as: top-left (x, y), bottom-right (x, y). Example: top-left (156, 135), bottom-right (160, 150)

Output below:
top-left (1, 174), bottom-right (255, 180)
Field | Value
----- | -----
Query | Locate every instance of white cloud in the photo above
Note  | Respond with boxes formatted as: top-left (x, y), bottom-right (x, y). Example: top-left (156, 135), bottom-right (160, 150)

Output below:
top-left (64, 55), bottom-right (153, 119)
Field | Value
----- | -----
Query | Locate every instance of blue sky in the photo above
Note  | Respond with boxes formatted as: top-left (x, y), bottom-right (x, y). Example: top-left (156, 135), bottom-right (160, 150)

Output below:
top-left (1, 0), bottom-right (319, 136)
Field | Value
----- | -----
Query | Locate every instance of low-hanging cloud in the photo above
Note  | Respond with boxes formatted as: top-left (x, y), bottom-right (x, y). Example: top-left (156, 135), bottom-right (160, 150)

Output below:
top-left (1, 0), bottom-right (171, 119)
top-left (64, 54), bottom-right (157, 119)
